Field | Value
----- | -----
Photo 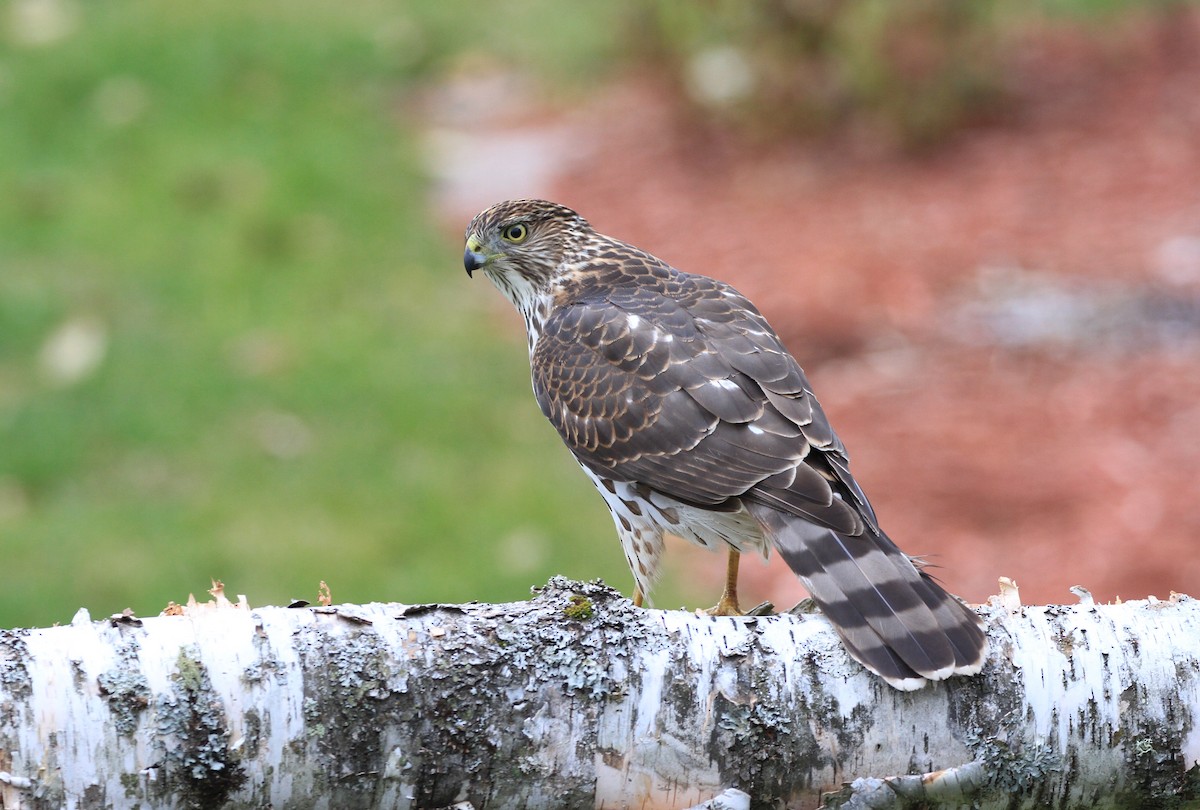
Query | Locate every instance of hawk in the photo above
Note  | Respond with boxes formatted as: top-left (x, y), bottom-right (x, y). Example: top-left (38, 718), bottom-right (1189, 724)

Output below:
top-left (464, 199), bottom-right (986, 689)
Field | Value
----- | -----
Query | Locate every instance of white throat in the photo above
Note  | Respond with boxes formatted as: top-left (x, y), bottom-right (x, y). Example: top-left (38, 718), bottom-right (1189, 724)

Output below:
top-left (484, 267), bottom-right (556, 356)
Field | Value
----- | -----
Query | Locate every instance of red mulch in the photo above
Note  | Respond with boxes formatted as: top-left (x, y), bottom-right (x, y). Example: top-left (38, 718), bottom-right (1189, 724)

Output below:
top-left (549, 8), bottom-right (1200, 607)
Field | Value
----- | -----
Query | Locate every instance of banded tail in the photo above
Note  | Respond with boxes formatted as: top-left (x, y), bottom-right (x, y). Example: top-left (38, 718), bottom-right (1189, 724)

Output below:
top-left (748, 503), bottom-right (987, 690)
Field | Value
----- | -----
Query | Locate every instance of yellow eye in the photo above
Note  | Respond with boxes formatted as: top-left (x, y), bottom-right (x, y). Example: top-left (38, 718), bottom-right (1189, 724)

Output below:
top-left (502, 223), bottom-right (528, 243)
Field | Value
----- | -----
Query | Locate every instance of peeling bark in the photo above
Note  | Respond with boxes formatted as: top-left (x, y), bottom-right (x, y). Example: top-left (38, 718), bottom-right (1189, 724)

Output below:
top-left (0, 577), bottom-right (1198, 809)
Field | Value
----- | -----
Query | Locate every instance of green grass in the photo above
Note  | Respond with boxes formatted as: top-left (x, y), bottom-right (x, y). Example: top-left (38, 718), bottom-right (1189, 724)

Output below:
top-left (0, 0), bottom-right (632, 627)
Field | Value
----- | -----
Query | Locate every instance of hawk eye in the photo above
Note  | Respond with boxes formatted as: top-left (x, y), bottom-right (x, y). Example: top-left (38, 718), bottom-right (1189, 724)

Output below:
top-left (502, 223), bottom-right (529, 243)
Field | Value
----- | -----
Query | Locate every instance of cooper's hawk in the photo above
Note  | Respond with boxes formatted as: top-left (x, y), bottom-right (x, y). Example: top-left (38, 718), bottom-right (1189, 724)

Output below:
top-left (464, 199), bottom-right (986, 689)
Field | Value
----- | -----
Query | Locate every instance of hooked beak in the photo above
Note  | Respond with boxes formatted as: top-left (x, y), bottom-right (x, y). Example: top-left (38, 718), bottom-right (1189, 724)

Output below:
top-left (464, 234), bottom-right (488, 278)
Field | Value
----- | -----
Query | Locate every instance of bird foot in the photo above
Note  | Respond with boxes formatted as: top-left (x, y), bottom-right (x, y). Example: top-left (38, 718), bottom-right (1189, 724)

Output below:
top-left (704, 594), bottom-right (743, 617)
top-left (702, 599), bottom-right (774, 617)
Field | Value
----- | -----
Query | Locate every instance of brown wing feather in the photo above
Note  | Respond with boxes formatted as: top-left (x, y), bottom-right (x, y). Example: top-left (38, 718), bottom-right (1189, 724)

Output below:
top-left (532, 245), bottom-right (862, 535)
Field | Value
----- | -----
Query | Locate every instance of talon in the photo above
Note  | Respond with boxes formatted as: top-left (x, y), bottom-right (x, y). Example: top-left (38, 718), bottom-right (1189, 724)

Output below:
top-left (706, 594), bottom-right (743, 617)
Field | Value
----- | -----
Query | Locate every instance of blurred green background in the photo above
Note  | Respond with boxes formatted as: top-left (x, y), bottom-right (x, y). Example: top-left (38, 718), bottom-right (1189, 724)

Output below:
top-left (0, 0), bottom-right (1178, 627)
top-left (0, 0), bottom-right (636, 627)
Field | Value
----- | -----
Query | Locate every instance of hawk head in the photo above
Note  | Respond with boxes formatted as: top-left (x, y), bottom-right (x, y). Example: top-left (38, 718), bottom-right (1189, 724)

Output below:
top-left (463, 200), bottom-right (590, 305)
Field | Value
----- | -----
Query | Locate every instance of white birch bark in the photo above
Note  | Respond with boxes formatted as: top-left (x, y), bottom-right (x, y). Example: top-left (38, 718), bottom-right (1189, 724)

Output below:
top-left (1, 577), bottom-right (1198, 810)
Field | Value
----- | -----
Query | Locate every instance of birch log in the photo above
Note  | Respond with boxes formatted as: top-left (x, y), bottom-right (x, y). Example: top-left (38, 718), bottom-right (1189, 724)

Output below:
top-left (1, 577), bottom-right (1198, 810)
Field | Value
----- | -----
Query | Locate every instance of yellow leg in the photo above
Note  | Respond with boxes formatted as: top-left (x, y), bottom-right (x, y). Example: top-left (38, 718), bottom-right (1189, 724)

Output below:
top-left (706, 548), bottom-right (743, 616)
top-left (633, 588), bottom-right (644, 608)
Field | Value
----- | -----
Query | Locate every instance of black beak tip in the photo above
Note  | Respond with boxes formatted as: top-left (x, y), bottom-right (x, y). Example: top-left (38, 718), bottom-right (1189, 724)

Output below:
top-left (464, 248), bottom-right (480, 277)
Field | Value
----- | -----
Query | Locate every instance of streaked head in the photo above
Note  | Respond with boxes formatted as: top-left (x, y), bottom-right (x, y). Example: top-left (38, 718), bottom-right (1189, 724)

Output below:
top-left (463, 200), bottom-right (590, 302)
